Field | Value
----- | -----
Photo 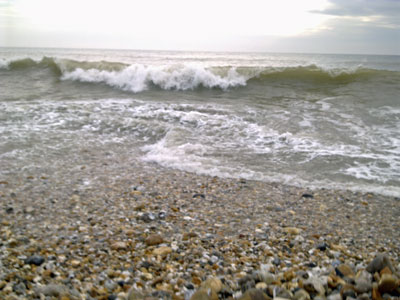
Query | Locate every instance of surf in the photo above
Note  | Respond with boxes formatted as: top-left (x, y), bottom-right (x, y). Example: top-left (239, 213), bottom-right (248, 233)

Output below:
top-left (2, 56), bottom-right (399, 93)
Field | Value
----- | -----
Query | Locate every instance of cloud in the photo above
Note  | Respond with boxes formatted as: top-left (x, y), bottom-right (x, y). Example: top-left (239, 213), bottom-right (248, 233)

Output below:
top-left (311, 0), bottom-right (400, 28)
top-left (312, 0), bottom-right (400, 17)
top-left (295, 0), bottom-right (399, 54)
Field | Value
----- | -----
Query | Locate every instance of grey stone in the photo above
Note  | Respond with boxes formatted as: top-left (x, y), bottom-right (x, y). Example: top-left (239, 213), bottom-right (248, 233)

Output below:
top-left (25, 255), bottom-right (45, 266)
top-left (35, 284), bottom-right (67, 297)
top-left (366, 254), bottom-right (395, 274)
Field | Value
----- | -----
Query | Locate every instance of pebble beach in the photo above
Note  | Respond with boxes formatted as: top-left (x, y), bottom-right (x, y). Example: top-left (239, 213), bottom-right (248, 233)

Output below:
top-left (0, 158), bottom-right (399, 300)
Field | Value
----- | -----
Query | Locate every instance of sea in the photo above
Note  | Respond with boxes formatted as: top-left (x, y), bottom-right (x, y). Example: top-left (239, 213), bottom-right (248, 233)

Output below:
top-left (1, 47), bottom-right (399, 197)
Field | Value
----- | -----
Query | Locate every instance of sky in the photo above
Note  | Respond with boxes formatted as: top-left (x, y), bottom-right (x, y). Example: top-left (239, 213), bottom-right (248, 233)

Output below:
top-left (0, 0), bottom-right (399, 55)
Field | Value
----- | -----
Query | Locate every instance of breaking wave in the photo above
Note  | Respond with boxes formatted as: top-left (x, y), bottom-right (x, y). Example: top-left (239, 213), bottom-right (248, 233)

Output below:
top-left (1, 56), bottom-right (399, 92)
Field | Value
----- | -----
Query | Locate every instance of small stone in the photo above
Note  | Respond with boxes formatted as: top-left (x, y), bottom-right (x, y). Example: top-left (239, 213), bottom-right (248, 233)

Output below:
top-left (24, 206), bottom-right (35, 214)
top-left (293, 289), bottom-right (310, 300)
top-left (140, 261), bottom-right (152, 269)
top-left (153, 246), bottom-right (172, 256)
top-left (378, 273), bottom-right (398, 294)
top-left (255, 282), bottom-right (267, 290)
top-left (238, 275), bottom-right (256, 292)
top-left (145, 234), bottom-right (164, 246)
top-left (193, 193), bottom-right (205, 199)
top-left (201, 277), bottom-right (223, 294)
top-left (190, 288), bottom-right (217, 300)
top-left (256, 271), bottom-right (275, 285)
top-left (357, 293), bottom-right (370, 300)
top-left (327, 293), bottom-right (341, 300)
top-left (274, 286), bottom-right (293, 299)
top-left (316, 243), bottom-right (328, 251)
top-left (25, 255), bottom-right (45, 266)
top-left (140, 213), bottom-right (155, 223)
top-left (284, 227), bottom-right (301, 235)
top-left (141, 272), bottom-right (153, 281)
top-left (367, 254), bottom-right (395, 274)
top-left (0, 281), bottom-right (7, 289)
top-left (340, 285), bottom-right (356, 299)
top-left (3, 283), bottom-right (13, 293)
top-left (35, 284), bottom-right (68, 297)
top-left (127, 288), bottom-right (146, 300)
top-left (380, 266), bottom-right (392, 276)
top-left (355, 270), bottom-right (372, 293)
top-left (272, 257), bottom-right (281, 266)
top-left (13, 282), bottom-right (26, 294)
top-left (336, 264), bottom-right (355, 278)
top-left (70, 259), bottom-right (80, 268)
top-left (111, 241), bottom-right (128, 250)
top-left (8, 238), bottom-right (18, 247)
top-left (301, 193), bottom-right (314, 198)
top-left (372, 282), bottom-right (382, 300)
top-left (183, 232), bottom-right (198, 240)
top-left (238, 288), bottom-right (270, 300)
top-left (303, 277), bottom-right (325, 295)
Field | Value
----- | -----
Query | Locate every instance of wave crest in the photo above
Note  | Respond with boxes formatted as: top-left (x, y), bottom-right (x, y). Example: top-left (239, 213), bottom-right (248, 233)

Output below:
top-left (62, 64), bottom-right (247, 92)
top-left (1, 56), bottom-right (399, 93)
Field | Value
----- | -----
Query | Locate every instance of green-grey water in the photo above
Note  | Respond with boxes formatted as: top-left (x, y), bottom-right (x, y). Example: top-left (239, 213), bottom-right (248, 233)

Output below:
top-left (1, 48), bottom-right (400, 196)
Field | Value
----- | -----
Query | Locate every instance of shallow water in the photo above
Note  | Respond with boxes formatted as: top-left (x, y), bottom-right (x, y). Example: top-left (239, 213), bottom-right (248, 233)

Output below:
top-left (1, 48), bottom-right (399, 196)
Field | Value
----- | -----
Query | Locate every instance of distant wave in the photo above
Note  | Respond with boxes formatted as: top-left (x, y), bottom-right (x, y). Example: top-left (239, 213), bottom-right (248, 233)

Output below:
top-left (1, 56), bottom-right (399, 92)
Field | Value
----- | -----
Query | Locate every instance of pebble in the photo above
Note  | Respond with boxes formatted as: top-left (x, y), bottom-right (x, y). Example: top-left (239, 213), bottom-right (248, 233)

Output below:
top-left (25, 255), bottom-right (45, 266)
top-left (378, 273), bottom-right (398, 293)
top-left (145, 234), bottom-right (164, 246)
top-left (153, 246), bottom-right (172, 256)
top-left (190, 288), bottom-right (218, 300)
top-left (303, 277), bottom-right (325, 295)
top-left (201, 277), bottom-right (223, 294)
top-left (367, 254), bottom-right (395, 274)
top-left (294, 289), bottom-right (311, 300)
top-left (111, 241), bottom-right (128, 250)
top-left (284, 227), bottom-right (301, 235)
top-left (336, 264), bottom-right (355, 278)
top-left (35, 284), bottom-right (68, 297)
top-left (0, 163), bottom-right (399, 300)
top-left (238, 288), bottom-right (270, 300)
top-left (355, 270), bottom-right (372, 293)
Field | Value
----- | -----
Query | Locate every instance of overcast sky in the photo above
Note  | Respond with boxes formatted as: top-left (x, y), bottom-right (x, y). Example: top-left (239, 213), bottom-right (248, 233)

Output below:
top-left (0, 0), bottom-right (399, 54)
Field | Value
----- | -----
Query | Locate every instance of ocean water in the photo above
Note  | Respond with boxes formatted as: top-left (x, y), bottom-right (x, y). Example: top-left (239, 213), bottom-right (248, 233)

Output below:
top-left (1, 47), bottom-right (399, 196)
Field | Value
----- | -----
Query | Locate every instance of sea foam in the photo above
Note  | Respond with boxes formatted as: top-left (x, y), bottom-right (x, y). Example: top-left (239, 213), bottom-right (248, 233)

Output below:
top-left (61, 64), bottom-right (247, 92)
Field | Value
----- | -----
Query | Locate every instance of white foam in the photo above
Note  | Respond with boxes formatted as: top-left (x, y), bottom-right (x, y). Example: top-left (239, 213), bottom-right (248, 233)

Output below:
top-left (0, 58), bottom-right (9, 69)
top-left (61, 63), bottom-right (247, 92)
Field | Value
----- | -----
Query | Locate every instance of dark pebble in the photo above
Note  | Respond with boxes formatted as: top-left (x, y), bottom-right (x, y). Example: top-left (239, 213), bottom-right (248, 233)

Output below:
top-left (185, 283), bottom-right (195, 290)
top-left (342, 288), bottom-right (356, 299)
top-left (108, 295), bottom-right (117, 300)
top-left (316, 242), bottom-right (328, 251)
top-left (140, 261), bottom-right (153, 269)
top-left (272, 257), bottom-right (281, 266)
top-left (13, 282), bottom-right (26, 294)
top-left (238, 275), bottom-right (256, 293)
top-left (301, 193), bottom-right (314, 198)
top-left (140, 213), bottom-right (155, 223)
top-left (306, 262), bottom-right (317, 268)
top-left (193, 193), bottom-right (205, 199)
top-left (151, 290), bottom-right (171, 299)
top-left (25, 255), bottom-right (45, 266)
top-left (117, 280), bottom-right (125, 287)
top-left (335, 267), bottom-right (344, 277)
top-left (5, 207), bottom-right (14, 214)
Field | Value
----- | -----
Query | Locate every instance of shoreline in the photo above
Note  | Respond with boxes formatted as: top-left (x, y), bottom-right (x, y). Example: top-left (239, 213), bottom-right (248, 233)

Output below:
top-left (0, 162), bottom-right (399, 299)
